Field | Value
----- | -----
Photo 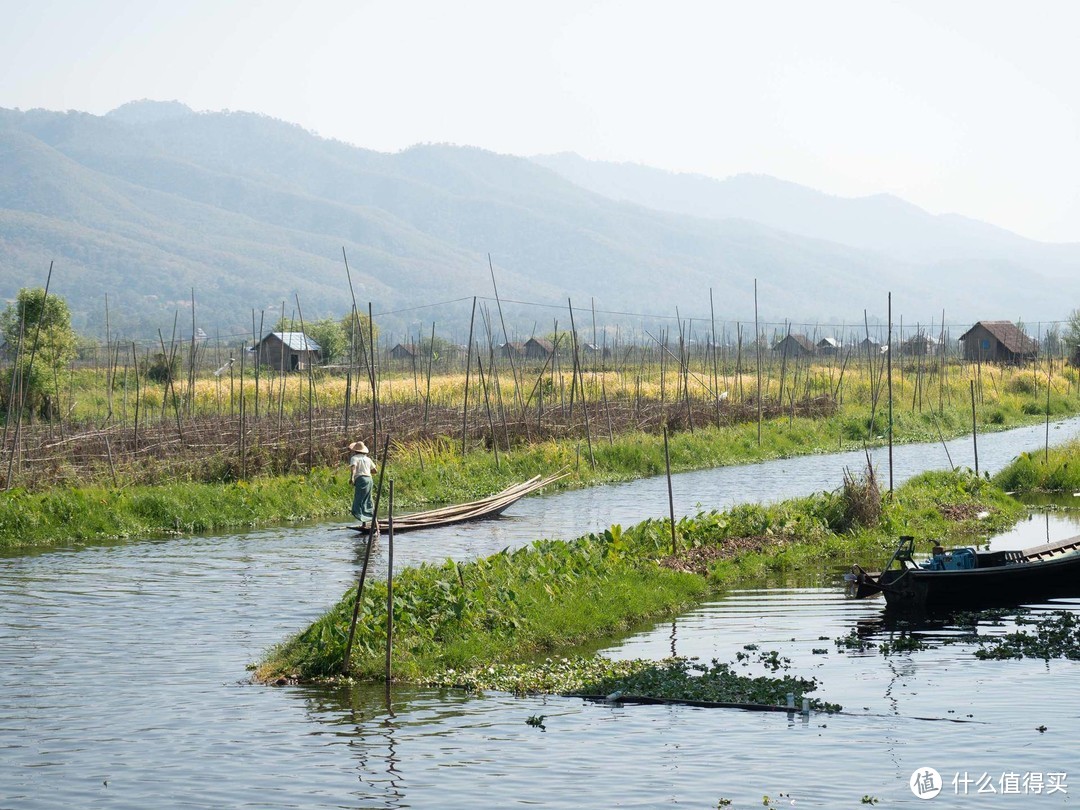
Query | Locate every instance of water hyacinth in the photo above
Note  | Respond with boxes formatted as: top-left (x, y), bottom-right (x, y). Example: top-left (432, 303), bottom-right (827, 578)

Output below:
top-left (421, 654), bottom-right (840, 711)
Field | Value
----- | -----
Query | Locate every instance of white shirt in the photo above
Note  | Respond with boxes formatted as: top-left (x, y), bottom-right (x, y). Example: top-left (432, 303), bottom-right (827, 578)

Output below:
top-left (350, 454), bottom-right (375, 482)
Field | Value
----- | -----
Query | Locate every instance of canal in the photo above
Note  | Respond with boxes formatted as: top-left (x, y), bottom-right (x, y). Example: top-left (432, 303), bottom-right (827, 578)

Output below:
top-left (2, 419), bottom-right (1080, 808)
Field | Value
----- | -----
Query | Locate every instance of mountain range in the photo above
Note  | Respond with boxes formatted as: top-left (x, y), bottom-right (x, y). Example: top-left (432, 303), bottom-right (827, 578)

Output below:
top-left (0, 100), bottom-right (1075, 341)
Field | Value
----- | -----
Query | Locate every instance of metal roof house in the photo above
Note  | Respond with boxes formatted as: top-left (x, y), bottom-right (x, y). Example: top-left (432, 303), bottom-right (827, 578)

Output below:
top-left (959, 321), bottom-right (1038, 364)
top-left (253, 331), bottom-right (321, 372)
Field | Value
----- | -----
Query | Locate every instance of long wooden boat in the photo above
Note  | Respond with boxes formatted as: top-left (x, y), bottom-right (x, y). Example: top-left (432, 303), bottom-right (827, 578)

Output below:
top-left (848, 534), bottom-right (1080, 610)
top-left (346, 472), bottom-right (567, 536)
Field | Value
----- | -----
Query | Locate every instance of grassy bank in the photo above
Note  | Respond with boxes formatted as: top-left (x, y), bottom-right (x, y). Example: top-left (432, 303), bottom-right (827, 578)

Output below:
top-left (0, 393), bottom-right (1048, 550)
top-left (256, 468), bottom-right (1023, 687)
top-left (993, 438), bottom-right (1080, 493)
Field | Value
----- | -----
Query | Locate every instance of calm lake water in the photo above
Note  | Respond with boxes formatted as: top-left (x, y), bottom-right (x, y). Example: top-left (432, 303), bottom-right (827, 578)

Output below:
top-left (3, 419), bottom-right (1080, 809)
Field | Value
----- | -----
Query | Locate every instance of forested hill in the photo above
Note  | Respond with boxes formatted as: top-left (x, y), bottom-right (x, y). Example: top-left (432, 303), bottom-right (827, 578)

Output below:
top-left (0, 101), bottom-right (1072, 338)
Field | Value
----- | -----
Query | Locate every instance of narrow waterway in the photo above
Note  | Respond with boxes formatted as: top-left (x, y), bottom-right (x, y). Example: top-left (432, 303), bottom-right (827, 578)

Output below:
top-left (2, 419), bottom-right (1080, 809)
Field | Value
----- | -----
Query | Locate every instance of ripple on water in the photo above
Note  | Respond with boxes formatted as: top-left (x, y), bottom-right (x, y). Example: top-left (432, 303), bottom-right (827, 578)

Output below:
top-left (4, 418), bottom-right (1080, 807)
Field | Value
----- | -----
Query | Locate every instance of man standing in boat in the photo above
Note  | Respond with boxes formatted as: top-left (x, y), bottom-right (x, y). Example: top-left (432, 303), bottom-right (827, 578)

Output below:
top-left (347, 440), bottom-right (378, 528)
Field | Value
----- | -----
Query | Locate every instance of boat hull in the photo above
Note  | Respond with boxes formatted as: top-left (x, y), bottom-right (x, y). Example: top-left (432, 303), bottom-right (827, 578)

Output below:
top-left (878, 552), bottom-right (1080, 610)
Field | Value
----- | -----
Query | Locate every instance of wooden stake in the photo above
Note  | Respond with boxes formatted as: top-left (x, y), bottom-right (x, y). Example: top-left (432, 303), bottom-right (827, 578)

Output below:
top-left (462, 297), bottom-right (477, 456)
top-left (385, 479), bottom-right (395, 683)
top-left (664, 426), bottom-right (677, 555)
top-left (343, 434), bottom-right (391, 676)
top-left (754, 279), bottom-right (762, 446)
top-left (970, 379), bottom-right (979, 478)
top-left (887, 292), bottom-right (894, 494)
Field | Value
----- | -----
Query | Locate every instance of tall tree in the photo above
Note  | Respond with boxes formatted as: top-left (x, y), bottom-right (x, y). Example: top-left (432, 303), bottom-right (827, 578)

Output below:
top-left (1, 288), bottom-right (78, 372)
top-left (0, 288), bottom-right (79, 419)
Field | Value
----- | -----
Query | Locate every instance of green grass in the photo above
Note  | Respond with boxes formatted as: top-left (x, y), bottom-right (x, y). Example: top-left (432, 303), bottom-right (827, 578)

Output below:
top-left (0, 393), bottom-right (1050, 550)
top-left (994, 439), bottom-right (1080, 493)
top-left (255, 468), bottom-right (1023, 685)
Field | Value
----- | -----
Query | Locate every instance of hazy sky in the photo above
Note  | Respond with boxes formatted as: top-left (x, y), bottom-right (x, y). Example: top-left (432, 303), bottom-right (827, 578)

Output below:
top-left (3, 0), bottom-right (1079, 242)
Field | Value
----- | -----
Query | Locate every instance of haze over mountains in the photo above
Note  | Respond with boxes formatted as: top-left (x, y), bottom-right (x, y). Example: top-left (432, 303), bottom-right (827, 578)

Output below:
top-left (0, 100), bottom-right (1075, 339)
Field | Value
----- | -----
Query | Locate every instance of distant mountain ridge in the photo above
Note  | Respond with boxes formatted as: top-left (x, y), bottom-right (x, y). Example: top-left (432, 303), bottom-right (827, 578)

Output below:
top-left (529, 152), bottom-right (1078, 270)
top-left (0, 100), bottom-right (1074, 339)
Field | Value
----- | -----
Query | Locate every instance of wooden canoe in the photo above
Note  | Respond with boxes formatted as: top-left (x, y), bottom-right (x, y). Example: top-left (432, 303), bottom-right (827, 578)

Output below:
top-left (345, 471), bottom-right (567, 535)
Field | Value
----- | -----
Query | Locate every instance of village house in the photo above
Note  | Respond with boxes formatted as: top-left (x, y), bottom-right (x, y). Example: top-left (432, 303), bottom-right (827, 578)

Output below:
top-left (959, 321), bottom-right (1038, 364)
top-left (500, 341), bottom-right (526, 359)
top-left (390, 343), bottom-right (420, 361)
top-left (772, 334), bottom-right (816, 359)
top-left (252, 332), bottom-right (321, 372)
top-left (817, 337), bottom-right (842, 356)
top-left (901, 332), bottom-right (938, 357)
top-left (524, 337), bottom-right (554, 360)
top-left (857, 336), bottom-right (885, 354)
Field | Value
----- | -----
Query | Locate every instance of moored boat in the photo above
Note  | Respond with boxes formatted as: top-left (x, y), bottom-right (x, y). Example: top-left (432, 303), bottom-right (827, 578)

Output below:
top-left (848, 534), bottom-right (1080, 610)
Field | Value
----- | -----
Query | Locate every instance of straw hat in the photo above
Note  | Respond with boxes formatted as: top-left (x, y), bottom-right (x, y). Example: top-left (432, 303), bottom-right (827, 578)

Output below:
top-left (348, 440), bottom-right (369, 454)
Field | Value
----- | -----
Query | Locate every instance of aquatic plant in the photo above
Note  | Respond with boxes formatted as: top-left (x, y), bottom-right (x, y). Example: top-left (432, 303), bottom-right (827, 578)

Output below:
top-left (974, 611), bottom-right (1080, 660)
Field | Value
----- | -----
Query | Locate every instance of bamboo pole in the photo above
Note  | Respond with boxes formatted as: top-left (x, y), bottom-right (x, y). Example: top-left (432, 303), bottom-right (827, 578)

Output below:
top-left (664, 426), bottom-right (677, 555)
top-left (295, 294), bottom-right (316, 471)
top-left (887, 292), bottom-right (894, 494)
top-left (343, 435), bottom-right (391, 676)
top-left (385, 479), bottom-right (395, 683)
top-left (489, 255), bottom-right (529, 439)
top-left (157, 326), bottom-right (184, 440)
top-left (970, 379), bottom-right (979, 477)
top-left (1045, 364), bottom-right (1052, 463)
top-left (462, 297), bottom-right (477, 456)
top-left (132, 342), bottom-right (140, 453)
top-left (710, 289), bottom-right (721, 428)
top-left (476, 354), bottom-right (500, 467)
top-left (423, 321), bottom-right (435, 433)
top-left (568, 299), bottom-right (595, 469)
top-left (369, 302), bottom-right (378, 455)
top-left (754, 280), bottom-right (762, 446)
top-left (239, 343), bottom-right (246, 478)
top-left (105, 294), bottom-right (114, 421)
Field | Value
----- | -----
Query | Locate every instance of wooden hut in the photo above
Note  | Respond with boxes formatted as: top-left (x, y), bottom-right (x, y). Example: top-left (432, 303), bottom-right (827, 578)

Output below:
top-left (501, 341), bottom-right (525, 359)
top-left (959, 321), bottom-right (1038, 364)
top-left (901, 333), bottom-right (938, 357)
top-left (253, 331), bottom-right (321, 372)
top-left (390, 343), bottom-right (420, 361)
top-left (525, 337), bottom-right (554, 360)
top-left (772, 334), bottom-right (816, 359)
top-left (817, 337), bottom-right (842, 356)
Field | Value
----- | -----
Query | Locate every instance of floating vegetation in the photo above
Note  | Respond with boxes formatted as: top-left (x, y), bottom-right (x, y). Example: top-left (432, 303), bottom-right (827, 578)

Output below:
top-left (524, 714), bottom-right (546, 731)
top-left (877, 634), bottom-right (930, 655)
top-left (974, 610), bottom-right (1080, 660)
top-left (421, 655), bottom-right (841, 712)
top-left (835, 630), bottom-right (876, 652)
top-left (735, 649), bottom-right (791, 672)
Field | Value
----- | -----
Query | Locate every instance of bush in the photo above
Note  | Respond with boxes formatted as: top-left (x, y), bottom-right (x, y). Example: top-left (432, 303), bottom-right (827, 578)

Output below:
top-left (827, 464), bottom-right (882, 534)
